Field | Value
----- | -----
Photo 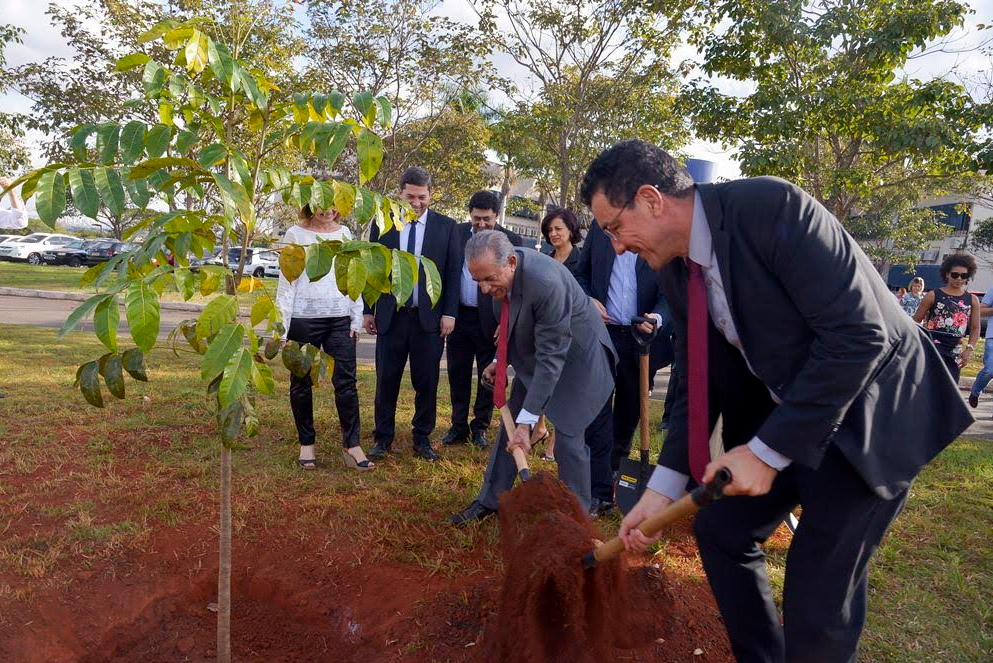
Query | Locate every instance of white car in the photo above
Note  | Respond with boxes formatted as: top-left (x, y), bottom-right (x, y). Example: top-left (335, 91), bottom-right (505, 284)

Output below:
top-left (0, 233), bottom-right (78, 264)
top-left (206, 247), bottom-right (280, 278)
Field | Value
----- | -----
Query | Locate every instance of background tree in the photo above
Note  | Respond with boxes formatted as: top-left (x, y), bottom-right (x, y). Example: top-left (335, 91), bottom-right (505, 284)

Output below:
top-left (3, 12), bottom-right (431, 662)
top-left (683, 0), bottom-right (991, 269)
top-left (474, 0), bottom-right (693, 210)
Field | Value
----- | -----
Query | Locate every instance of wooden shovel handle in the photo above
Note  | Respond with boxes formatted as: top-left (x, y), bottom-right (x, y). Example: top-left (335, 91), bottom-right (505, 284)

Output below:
top-left (500, 405), bottom-right (532, 481)
top-left (639, 354), bottom-right (651, 453)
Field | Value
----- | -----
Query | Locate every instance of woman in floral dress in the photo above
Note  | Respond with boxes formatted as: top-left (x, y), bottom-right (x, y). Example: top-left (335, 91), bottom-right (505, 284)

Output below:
top-left (913, 254), bottom-right (981, 382)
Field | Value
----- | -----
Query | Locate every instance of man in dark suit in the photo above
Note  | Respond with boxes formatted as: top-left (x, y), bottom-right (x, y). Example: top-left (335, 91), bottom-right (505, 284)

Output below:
top-left (448, 231), bottom-right (617, 525)
top-left (581, 140), bottom-right (973, 663)
top-left (442, 190), bottom-right (524, 449)
top-left (364, 166), bottom-right (462, 462)
top-left (575, 220), bottom-right (674, 515)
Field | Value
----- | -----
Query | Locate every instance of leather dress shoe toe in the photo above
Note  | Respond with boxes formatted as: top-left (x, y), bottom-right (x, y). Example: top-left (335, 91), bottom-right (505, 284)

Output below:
top-left (413, 444), bottom-right (440, 462)
top-left (441, 428), bottom-right (469, 445)
top-left (470, 430), bottom-right (490, 449)
top-left (589, 498), bottom-right (616, 519)
top-left (448, 501), bottom-right (496, 527)
top-left (368, 442), bottom-right (390, 460)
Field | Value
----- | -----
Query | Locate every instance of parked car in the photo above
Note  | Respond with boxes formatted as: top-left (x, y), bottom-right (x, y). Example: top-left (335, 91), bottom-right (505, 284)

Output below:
top-left (85, 240), bottom-right (139, 266)
top-left (0, 234), bottom-right (22, 246)
top-left (206, 247), bottom-right (279, 278)
top-left (41, 239), bottom-right (97, 267)
top-left (0, 233), bottom-right (78, 264)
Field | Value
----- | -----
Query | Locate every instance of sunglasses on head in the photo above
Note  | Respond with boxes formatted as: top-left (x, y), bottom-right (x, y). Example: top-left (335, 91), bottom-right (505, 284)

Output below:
top-left (949, 271), bottom-right (970, 280)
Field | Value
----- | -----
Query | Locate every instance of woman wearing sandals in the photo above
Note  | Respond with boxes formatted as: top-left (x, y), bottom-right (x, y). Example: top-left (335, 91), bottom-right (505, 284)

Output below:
top-left (276, 202), bottom-right (375, 471)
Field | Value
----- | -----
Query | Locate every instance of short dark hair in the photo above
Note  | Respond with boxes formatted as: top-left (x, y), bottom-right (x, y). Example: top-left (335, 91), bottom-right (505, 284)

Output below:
top-left (400, 166), bottom-right (431, 190)
top-left (580, 139), bottom-right (694, 209)
top-left (541, 207), bottom-right (582, 246)
top-left (939, 253), bottom-right (977, 281)
top-left (468, 190), bottom-right (500, 214)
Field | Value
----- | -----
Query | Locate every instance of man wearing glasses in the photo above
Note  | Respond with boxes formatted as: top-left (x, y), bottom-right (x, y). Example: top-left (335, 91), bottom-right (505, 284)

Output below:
top-left (580, 139), bottom-right (972, 663)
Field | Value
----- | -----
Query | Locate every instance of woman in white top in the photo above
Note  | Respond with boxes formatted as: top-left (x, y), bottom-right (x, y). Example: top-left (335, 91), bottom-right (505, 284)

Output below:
top-left (0, 177), bottom-right (27, 230)
top-left (276, 203), bottom-right (373, 471)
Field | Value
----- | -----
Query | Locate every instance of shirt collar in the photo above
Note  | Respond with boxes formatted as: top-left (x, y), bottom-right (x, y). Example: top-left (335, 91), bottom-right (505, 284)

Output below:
top-left (414, 209), bottom-right (428, 225)
top-left (687, 190), bottom-right (712, 268)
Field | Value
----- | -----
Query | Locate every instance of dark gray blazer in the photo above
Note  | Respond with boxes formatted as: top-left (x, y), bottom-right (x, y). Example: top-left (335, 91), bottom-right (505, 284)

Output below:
top-left (496, 248), bottom-right (618, 436)
top-left (658, 177), bottom-right (973, 500)
top-left (457, 222), bottom-right (524, 338)
top-left (366, 209), bottom-right (462, 333)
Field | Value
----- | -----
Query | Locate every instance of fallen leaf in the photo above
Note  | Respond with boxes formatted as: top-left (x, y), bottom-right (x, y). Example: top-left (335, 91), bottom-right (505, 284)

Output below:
top-left (694, 648), bottom-right (703, 655)
top-left (207, 602), bottom-right (218, 613)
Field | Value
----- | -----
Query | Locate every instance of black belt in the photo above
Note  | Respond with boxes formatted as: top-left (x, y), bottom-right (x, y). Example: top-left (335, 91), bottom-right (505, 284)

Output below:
top-left (397, 305), bottom-right (418, 313)
top-left (606, 324), bottom-right (631, 333)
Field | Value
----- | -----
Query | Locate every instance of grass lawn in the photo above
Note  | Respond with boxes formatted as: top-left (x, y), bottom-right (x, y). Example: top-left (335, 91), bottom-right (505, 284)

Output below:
top-left (0, 323), bottom-right (990, 661)
top-left (0, 260), bottom-right (265, 307)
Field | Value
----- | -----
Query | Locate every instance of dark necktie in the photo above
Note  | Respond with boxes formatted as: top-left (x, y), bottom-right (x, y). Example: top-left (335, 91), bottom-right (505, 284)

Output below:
top-left (493, 300), bottom-right (510, 408)
top-left (405, 220), bottom-right (418, 306)
top-left (687, 259), bottom-right (710, 482)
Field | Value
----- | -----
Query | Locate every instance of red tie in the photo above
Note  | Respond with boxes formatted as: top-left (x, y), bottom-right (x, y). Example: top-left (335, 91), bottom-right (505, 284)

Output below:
top-left (493, 300), bottom-right (510, 408)
top-left (687, 259), bottom-right (709, 482)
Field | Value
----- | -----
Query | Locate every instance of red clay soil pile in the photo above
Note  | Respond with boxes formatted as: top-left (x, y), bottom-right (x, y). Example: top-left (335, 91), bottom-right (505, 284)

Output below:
top-left (488, 473), bottom-right (668, 663)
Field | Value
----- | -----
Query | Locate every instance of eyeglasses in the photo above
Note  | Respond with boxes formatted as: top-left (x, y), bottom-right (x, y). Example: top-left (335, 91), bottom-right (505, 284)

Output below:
top-left (949, 271), bottom-right (970, 280)
top-left (600, 184), bottom-right (660, 241)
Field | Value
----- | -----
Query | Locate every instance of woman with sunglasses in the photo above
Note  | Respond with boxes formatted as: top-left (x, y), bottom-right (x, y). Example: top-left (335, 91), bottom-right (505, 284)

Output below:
top-left (913, 253), bottom-right (981, 382)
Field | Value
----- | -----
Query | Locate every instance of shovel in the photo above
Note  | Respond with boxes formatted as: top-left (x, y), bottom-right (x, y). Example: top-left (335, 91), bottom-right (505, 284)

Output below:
top-left (615, 315), bottom-right (659, 515)
top-left (583, 467), bottom-right (732, 568)
top-left (499, 404), bottom-right (532, 482)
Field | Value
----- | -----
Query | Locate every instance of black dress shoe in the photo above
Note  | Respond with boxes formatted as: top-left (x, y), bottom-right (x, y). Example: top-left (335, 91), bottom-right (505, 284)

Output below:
top-left (448, 501), bottom-right (496, 527)
top-left (413, 443), bottom-right (440, 462)
top-left (368, 442), bottom-right (391, 460)
top-left (470, 430), bottom-right (490, 449)
top-left (441, 428), bottom-right (469, 446)
top-left (589, 498), bottom-right (616, 519)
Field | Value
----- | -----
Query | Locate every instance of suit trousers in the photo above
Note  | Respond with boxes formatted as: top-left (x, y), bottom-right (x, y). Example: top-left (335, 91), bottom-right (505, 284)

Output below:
top-left (373, 308), bottom-right (443, 448)
top-left (476, 382), bottom-right (601, 513)
top-left (287, 317), bottom-right (360, 448)
top-left (693, 444), bottom-right (908, 663)
top-left (607, 325), bottom-right (641, 472)
top-left (584, 396), bottom-right (614, 503)
top-left (446, 305), bottom-right (496, 435)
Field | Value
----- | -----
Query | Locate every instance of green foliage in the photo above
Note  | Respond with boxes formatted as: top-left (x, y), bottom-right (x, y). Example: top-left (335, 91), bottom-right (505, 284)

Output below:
top-left (684, 0), bottom-right (989, 263)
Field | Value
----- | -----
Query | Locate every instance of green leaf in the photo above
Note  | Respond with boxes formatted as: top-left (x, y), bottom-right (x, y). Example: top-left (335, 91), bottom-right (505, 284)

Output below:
top-left (353, 91), bottom-right (375, 126)
top-left (199, 265), bottom-right (226, 296)
top-left (120, 121), bottom-right (147, 164)
top-left (321, 123), bottom-right (350, 171)
top-left (138, 19), bottom-right (178, 44)
top-left (251, 360), bottom-right (275, 395)
top-left (327, 91), bottom-right (346, 117)
top-left (71, 124), bottom-right (98, 161)
top-left (94, 295), bottom-right (120, 352)
top-left (79, 262), bottom-right (107, 289)
top-left (129, 156), bottom-right (200, 180)
top-left (213, 172), bottom-right (254, 222)
top-left (76, 361), bottom-right (104, 408)
top-left (346, 256), bottom-right (367, 301)
top-left (123, 171), bottom-right (151, 208)
top-left (126, 280), bottom-right (160, 354)
top-left (68, 167), bottom-right (99, 219)
top-left (280, 341), bottom-right (312, 378)
top-left (279, 244), bottom-right (306, 282)
top-left (185, 29), bottom-right (209, 75)
top-left (236, 65), bottom-right (267, 110)
top-left (35, 170), bottom-right (66, 226)
top-left (420, 255), bottom-right (442, 306)
top-left (305, 241), bottom-right (339, 282)
top-left (58, 293), bottom-right (110, 339)
top-left (198, 142), bottom-right (227, 167)
top-left (93, 167), bottom-right (126, 217)
top-left (391, 249), bottom-right (415, 305)
top-left (375, 96), bottom-right (393, 129)
top-left (219, 348), bottom-right (252, 408)
top-left (142, 60), bottom-right (167, 97)
top-left (115, 53), bottom-right (150, 72)
top-left (250, 298), bottom-right (273, 327)
top-left (207, 39), bottom-right (234, 86)
top-left (310, 180), bottom-right (335, 212)
top-left (173, 266), bottom-right (196, 299)
top-left (98, 353), bottom-right (126, 400)
top-left (353, 187), bottom-right (376, 224)
top-left (201, 322), bottom-right (245, 382)
top-left (300, 121), bottom-right (323, 155)
top-left (144, 124), bottom-right (172, 159)
top-left (356, 129), bottom-right (383, 184)
top-left (158, 102), bottom-right (174, 126)
top-left (263, 337), bottom-right (280, 359)
top-left (96, 123), bottom-right (120, 165)
top-left (197, 294), bottom-right (238, 340)
top-left (217, 399), bottom-right (245, 446)
top-left (174, 129), bottom-right (197, 155)
top-left (333, 181), bottom-right (356, 218)
top-left (122, 347), bottom-right (149, 381)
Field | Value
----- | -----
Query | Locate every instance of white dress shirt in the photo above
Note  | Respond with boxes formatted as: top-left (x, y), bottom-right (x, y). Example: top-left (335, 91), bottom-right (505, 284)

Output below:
top-left (398, 209), bottom-right (428, 307)
top-left (606, 251), bottom-right (639, 324)
top-left (0, 207), bottom-right (26, 229)
top-left (647, 192), bottom-right (792, 501)
top-left (459, 227), bottom-right (479, 307)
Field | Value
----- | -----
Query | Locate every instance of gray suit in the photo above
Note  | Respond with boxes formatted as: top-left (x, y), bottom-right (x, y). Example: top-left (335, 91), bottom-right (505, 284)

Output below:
top-left (476, 248), bottom-right (617, 511)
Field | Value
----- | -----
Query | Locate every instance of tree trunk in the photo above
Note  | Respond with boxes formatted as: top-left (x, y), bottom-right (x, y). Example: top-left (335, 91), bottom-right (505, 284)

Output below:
top-left (498, 164), bottom-right (512, 224)
top-left (217, 445), bottom-right (232, 663)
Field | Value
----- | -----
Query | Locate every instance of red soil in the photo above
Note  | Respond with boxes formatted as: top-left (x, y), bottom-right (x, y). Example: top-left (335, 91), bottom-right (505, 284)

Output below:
top-left (1, 464), bottom-right (735, 663)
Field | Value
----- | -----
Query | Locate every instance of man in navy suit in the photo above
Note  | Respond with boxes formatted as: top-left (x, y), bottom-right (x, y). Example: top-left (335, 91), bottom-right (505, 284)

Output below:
top-left (364, 166), bottom-right (462, 462)
top-left (575, 221), bottom-right (674, 516)
top-left (442, 190), bottom-right (524, 449)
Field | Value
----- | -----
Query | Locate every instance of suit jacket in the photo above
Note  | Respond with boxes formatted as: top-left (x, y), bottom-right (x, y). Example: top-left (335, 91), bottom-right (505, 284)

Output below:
top-left (456, 222), bottom-right (524, 338)
top-left (366, 209), bottom-right (462, 333)
top-left (575, 221), bottom-right (675, 370)
top-left (658, 177), bottom-right (973, 499)
top-left (496, 248), bottom-right (618, 436)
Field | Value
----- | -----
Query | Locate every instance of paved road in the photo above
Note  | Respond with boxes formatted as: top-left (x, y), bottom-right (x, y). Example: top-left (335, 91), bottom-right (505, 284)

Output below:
top-left (4, 294), bottom-right (993, 439)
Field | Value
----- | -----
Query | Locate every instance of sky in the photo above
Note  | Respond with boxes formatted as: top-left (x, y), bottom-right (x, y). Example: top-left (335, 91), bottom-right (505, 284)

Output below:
top-left (1, 0), bottom-right (990, 186)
